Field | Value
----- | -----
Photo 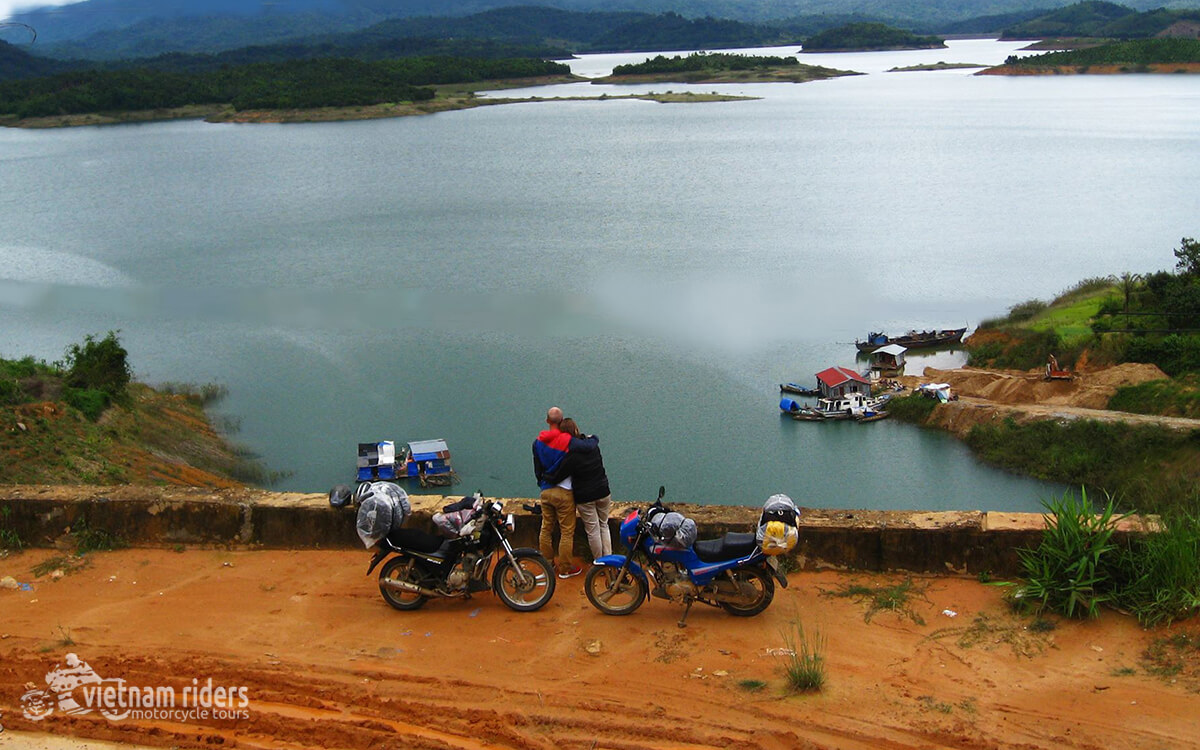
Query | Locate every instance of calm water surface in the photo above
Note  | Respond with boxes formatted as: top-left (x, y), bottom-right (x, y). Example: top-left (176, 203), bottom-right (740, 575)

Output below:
top-left (2, 40), bottom-right (1198, 510)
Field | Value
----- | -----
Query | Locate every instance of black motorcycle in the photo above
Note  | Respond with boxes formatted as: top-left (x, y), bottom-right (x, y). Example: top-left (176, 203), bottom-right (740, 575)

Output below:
top-left (366, 497), bottom-right (556, 612)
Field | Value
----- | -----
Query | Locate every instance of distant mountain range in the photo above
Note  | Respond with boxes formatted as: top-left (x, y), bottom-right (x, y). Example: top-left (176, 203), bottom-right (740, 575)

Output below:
top-left (2, 0), bottom-right (1197, 80)
top-left (10, 0), bottom-right (1198, 59)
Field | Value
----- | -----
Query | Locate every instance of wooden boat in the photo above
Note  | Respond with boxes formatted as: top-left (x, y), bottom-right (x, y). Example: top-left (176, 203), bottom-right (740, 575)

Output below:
top-left (856, 410), bottom-right (890, 423)
top-left (855, 327), bottom-right (967, 353)
top-left (790, 392), bottom-right (890, 421)
top-left (780, 382), bottom-right (820, 396)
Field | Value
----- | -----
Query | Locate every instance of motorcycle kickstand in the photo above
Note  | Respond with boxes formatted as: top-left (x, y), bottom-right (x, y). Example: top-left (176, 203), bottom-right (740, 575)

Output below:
top-left (677, 597), bottom-right (694, 629)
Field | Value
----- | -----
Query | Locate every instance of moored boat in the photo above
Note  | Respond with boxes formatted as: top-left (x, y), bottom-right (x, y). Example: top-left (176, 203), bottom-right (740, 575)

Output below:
top-left (854, 327), bottom-right (967, 352)
top-left (780, 382), bottom-right (821, 396)
top-left (789, 392), bottom-right (891, 421)
top-left (856, 410), bottom-right (890, 423)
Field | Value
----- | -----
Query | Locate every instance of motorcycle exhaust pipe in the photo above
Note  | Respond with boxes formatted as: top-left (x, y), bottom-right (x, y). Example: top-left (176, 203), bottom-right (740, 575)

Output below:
top-left (380, 577), bottom-right (441, 598)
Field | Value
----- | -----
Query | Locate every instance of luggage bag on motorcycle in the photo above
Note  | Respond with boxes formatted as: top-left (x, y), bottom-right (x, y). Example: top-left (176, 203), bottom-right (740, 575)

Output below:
top-left (355, 482), bottom-right (412, 548)
top-left (432, 495), bottom-right (484, 538)
top-left (648, 511), bottom-right (697, 551)
top-left (756, 494), bottom-right (799, 555)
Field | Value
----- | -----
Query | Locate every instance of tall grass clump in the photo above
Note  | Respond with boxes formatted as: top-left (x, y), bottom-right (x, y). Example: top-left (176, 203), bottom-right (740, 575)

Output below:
top-left (157, 381), bottom-right (229, 407)
top-left (1111, 513), bottom-right (1200, 627)
top-left (780, 619), bottom-right (826, 693)
top-left (1014, 489), bottom-right (1123, 619)
top-left (1006, 298), bottom-right (1049, 323)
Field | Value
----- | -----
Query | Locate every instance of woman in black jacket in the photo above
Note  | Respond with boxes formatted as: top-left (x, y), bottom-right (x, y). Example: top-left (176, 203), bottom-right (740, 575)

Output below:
top-left (546, 418), bottom-right (612, 560)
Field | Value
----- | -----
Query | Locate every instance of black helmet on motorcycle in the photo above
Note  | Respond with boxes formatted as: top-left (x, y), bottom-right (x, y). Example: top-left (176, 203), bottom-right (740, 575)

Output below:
top-left (328, 484), bottom-right (352, 508)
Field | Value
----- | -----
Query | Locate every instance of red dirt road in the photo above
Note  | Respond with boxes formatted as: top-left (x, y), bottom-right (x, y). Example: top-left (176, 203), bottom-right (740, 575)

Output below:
top-left (1, 548), bottom-right (1197, 749)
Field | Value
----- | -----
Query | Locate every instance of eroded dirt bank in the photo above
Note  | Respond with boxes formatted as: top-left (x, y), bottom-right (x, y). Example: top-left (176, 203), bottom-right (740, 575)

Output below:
top-left (1, 548), bottom-right (1197, 749)
top-left (897, 363), bottom-right (1200, 438)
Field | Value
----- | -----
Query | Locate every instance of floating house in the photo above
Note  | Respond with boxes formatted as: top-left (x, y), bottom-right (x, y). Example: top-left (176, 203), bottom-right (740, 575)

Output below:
top-left (357, 440), bottom-right (398, 481)
top-left (356, 438), bottom-right (457, 487)
top-left (815, 366), bottom-right (872, 399)
top-left (869, 344), bottom-right (907, 375)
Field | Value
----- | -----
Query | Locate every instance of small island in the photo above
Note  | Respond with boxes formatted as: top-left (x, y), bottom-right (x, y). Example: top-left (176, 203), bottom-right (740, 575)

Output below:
top-left (981, 38), bottom-right (1200, 75)
top-left (594, 52), bottom-right (860, 84)
top-left (800, 23), bottom-right (946, 53)
top-left (888, 62), bottom-right (987, 72)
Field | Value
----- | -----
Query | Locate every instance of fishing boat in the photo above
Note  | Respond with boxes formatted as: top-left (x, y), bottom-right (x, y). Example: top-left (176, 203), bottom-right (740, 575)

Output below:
top-left (779, 382), bottom-right (820, 397)
top-left (786, 392), bottom-right (891, 421)
top-left (854, 327), bottom-right (967, 352)
top-left (856, 410), bottom-right (890, 423)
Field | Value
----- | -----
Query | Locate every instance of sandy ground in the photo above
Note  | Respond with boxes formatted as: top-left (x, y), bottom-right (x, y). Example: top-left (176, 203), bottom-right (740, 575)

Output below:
top-left (1, 548), bottom-right (1197, 749)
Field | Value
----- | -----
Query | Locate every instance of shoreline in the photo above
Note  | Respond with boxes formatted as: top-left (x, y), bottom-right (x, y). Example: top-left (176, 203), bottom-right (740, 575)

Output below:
top-left (0, 89), bottom-right (756, 130)
top-left (979, 61), bottom-right (1200, 75)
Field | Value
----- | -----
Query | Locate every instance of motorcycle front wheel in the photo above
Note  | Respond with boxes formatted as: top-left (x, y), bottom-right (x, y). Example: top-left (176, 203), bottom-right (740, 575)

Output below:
top-left (378, 556), bottom-right (428, 611)
top-left (718, 566), bottom-right (774, 617)
top-left (493, 554), bottom-right (556, 612)
top-left (584, 565), bottom-right (646, 616)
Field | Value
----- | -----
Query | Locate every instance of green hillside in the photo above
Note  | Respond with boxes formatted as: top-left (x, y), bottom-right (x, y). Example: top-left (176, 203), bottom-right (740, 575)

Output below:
top-left (1002, 1), bottom-right (1200, 39)
top-left (801, 22), bottom-right (945, 52)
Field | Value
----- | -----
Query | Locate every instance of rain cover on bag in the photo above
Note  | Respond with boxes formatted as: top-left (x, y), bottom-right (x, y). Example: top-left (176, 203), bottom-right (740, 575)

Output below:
top-left (432, 496), bottom-right (482, 538)
top-left (355, 482), bottom-right (411, 548)
top-left (757, 493), bottom-right (799, 555)
top-left (649, 511), bottom-right (697, 551)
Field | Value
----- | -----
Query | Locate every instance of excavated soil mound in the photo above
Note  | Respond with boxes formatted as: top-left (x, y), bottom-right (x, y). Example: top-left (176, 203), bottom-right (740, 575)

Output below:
top-left (915, 363), bottom-right (1169, 410)
top-left (1086, 362), bottom-right (1168, 388)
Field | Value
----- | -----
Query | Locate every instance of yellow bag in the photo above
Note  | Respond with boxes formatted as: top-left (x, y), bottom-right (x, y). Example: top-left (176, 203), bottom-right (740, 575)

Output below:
top-left (761, 520), bottom-right (798, 555)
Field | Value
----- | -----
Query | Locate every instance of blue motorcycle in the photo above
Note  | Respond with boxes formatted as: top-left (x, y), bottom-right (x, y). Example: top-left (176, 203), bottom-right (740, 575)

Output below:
top-left (584, 487), bottom-right (789, 627)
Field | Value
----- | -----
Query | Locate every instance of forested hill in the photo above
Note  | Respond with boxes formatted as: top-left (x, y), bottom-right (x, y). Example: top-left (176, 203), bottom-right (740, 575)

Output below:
top-left (1001, 1), bottom-right (1200, 39)
top-left (802, 23), bottom-right (945, 52)
top-left (0, 40), bottom-right (69, 79)
top-left (14, 0), bottom-right (1182, 59)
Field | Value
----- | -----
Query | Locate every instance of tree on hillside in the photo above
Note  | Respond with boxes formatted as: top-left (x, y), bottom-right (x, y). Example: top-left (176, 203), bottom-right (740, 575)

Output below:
top-left (64, 331), bottom-right (131, 398)
top-left (1173, 236), bottom-right (1200, 278)
top-left (1116, 271), bottom-right (1142, 313)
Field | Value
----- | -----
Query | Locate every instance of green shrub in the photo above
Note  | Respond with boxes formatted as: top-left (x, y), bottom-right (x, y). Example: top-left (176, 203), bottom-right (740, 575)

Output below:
top-left (1014, 489), bottom-right (1123, 619)
top-left (64, 331), bottom-right (131, 399)
top-left (1108, 375), bottom-right (1200, 418)
top-left (886, 393), bottom-right (940, 423)
top-left (63, 387), bottom-right (111, 422)
top-left (1124, 334), bottom-right (1200, 376)
top-left (0, 377), bottom-right (23, 405)
top-left (1007, 299), bottom-right (1049, 323)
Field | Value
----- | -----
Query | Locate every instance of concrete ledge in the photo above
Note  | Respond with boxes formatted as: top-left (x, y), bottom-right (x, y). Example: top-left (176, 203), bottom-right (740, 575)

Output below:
top-left (0, 486), bottom-right (1149, 577)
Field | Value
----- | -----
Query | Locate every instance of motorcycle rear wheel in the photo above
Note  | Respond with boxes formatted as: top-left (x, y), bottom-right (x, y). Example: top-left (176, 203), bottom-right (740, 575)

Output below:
top-left (378, 557), bottom-right (428, 611)
top-left (718, 566), bottom-right (774, 617)
top-left (584, 565), bottom-right (646, 616)
top-left (493, 554), bottom-right (556, 612)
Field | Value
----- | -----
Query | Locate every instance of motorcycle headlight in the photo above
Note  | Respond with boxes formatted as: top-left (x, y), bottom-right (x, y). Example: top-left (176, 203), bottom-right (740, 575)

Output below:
top-left (505, 513), bottom-right (515, 532)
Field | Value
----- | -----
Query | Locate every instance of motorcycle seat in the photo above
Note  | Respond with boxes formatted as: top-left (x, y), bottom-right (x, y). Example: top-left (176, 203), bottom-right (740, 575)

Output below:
top-left (692, 532), bottom-right (758, 563)
top-left (387, 527), bottom-right (446, 554)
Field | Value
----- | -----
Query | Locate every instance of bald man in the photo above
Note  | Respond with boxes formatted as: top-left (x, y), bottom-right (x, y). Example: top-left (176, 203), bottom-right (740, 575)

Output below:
top-left (532, 405), bottom-right (579, 577)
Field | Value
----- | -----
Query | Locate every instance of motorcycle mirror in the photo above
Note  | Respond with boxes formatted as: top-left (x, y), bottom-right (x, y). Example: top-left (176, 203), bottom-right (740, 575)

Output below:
top-left (657, 485), bottom-right (666, 500)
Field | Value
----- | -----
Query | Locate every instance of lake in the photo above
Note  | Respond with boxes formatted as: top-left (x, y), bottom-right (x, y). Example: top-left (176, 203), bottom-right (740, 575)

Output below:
top-left (1, 39), bottom-right (1198, 510)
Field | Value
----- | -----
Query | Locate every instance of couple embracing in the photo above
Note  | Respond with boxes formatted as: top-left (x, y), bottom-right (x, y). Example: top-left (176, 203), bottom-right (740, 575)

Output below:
top-left (532, 406), bottom-right (612, 579)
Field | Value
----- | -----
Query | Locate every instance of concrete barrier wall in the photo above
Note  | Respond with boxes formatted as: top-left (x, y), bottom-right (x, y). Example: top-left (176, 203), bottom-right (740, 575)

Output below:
top-left (0, 486), bottom-right (1122, 577)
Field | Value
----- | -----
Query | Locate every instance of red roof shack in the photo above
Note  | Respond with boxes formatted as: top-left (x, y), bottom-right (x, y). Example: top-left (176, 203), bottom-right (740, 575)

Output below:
top-left (815, 366), bottom-right (871, 399)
